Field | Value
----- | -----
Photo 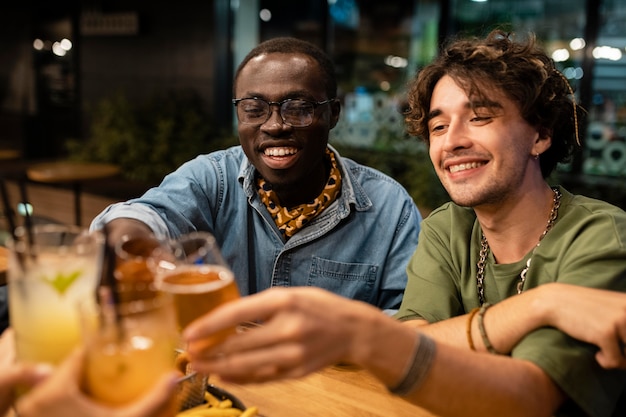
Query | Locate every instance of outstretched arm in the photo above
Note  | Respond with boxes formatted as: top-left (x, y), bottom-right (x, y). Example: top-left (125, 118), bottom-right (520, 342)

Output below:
top-left (183, 287), bottom-right (565, 417)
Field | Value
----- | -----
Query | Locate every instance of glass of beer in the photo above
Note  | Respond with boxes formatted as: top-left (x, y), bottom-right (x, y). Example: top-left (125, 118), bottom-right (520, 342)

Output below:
top-left (81, 289), bottom-right (178, 406)
top-left (114, 234), bottom-right (165, 302)
top-left (151, 232), bottom-right (240, 346)
top-left (7, 224), bottom-right (104, 366)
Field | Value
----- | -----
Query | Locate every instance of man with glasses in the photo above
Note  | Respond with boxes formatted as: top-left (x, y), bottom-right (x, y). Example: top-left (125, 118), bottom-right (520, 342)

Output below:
top-left (90, 37), bottom-right (422, 312)
top-left (179, 31), bottom-right (626, 417)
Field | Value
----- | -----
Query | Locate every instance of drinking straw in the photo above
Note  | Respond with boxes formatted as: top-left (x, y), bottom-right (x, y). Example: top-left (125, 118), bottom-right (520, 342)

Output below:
top-left (100, 224), bottom-right (124, 335)
top-left (0, 179), bottom-right (27, 272)
top-left (0, 179), bottom-right (16, 238)
top-left (18, 180), bottom-right (35, 258)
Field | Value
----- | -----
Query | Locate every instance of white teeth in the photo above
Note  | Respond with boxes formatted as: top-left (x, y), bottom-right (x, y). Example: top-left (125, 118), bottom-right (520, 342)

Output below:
top-left (264, 147), bottom-right (297, 156)
top-left (449, 162), bottom-right (484, 173)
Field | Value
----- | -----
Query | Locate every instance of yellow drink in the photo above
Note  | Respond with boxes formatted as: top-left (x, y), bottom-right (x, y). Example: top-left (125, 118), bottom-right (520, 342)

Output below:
top-left (9, 250), bottom-right (100, 365)
top-left (151, 232), bottom-right (237, 351)
top-left (84, 334), bottom-right (174, 405)
top-left (159, 265), bottom-right (240, 333)
top-left (82, 294), bottom-right (177, 405)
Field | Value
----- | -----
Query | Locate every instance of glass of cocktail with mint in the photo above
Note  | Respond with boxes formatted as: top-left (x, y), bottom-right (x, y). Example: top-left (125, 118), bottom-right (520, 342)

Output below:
top-left (7, 224), bottom-right (104, 366)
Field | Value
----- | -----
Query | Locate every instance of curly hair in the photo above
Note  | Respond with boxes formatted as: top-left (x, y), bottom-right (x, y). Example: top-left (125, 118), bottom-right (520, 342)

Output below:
top-left (233, 37), bottom-right (337, 100)
top-left (404, 30), bottom-right (583, 178)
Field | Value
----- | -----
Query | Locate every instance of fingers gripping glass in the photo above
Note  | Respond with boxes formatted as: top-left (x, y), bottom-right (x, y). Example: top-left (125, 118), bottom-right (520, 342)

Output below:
top-left (232, 97), bottom-right (335, 127)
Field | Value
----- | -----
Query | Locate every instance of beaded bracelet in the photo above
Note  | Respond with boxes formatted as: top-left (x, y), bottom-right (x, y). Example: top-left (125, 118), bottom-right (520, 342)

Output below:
top-left (477, 303), bottom-right (501, 354)
top-left (388, 332), bottom-right (437, 396)
top-left (466, 307), bottom-right (480, 350)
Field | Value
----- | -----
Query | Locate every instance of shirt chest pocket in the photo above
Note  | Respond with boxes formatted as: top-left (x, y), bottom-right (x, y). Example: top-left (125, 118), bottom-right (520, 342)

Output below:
top-left (308, 256), bottom-right (378, 303)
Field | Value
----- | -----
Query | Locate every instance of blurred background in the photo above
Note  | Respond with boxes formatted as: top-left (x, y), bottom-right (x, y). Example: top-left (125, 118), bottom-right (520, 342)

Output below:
top-left (0, 0), bottom-right (625, 219)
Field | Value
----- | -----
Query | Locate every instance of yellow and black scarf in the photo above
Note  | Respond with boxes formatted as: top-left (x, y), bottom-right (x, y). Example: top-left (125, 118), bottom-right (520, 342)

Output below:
top-left (257, 149), bottom-right (342, 239)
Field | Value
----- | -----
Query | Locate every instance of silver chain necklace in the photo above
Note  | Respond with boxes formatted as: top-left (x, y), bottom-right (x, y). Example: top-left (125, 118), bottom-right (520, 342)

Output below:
top-left (476, 187), bottom-right (561, 306)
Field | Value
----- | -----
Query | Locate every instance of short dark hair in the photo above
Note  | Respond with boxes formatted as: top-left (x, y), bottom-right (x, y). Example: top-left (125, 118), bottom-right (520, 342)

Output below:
top-left (405, 30), bottom-right (583, 178)
top-left (233, 37), bottom-right (337, 100)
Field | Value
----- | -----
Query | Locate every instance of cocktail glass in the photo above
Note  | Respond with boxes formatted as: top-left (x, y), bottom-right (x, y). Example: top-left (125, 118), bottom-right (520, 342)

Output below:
top-left (81, 290), bottom-right (178, 406)
top-left (7, 224), bottom-right (104, 366)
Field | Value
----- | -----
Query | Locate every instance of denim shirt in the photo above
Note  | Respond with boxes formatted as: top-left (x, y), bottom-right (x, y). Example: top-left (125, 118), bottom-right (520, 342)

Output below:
top-left (91, 145), bottom-right (421, 311)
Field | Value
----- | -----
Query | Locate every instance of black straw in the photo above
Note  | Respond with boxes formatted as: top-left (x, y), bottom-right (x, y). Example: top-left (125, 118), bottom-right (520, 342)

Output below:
top-left (18, 180), bottom-right (35, 259)
top-left (100, 224), bottom-right (124, 335)
top-left (0, 178), bottom-right (26, 272)
top-left (0, 179), bottom-right (16, 239)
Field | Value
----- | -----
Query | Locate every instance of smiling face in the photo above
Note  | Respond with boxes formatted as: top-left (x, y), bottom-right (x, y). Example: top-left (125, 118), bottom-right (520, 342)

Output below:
top-left (235, 52), bottom-right (340, 207)
top-left (427, 75), bottom-right (547, 208)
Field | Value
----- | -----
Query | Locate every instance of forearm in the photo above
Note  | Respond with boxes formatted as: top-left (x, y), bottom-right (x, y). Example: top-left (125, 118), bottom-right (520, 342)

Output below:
top-left (351, 312), bottom-right (419, 388)
top-left (468, 292), bottom-right (550, 354)
top-left (401, 310), bottom-right (537, 354)
top-left (406, 342), bottom-right (565, 417)
top-left (403, 289), bottom-right (553, 354)
top-left (357, 316), bottom-right (564, 417)
top-left (468, 284), bottom-right (609, 354)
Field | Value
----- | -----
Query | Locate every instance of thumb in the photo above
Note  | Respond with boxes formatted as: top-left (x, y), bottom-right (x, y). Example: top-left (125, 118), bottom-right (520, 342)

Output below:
top-left (0, 362), bottom-right (54, 388)
top-left (0, 363), bottom-right (53, 415)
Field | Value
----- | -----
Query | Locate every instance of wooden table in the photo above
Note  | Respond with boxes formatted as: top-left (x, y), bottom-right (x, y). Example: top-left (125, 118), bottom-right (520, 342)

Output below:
top-left (210, 364), bottom-right (438, 417)
top-left (0, 149), bottom-right (21, 161)
top-left (26, 161), bottom-right (120, 226)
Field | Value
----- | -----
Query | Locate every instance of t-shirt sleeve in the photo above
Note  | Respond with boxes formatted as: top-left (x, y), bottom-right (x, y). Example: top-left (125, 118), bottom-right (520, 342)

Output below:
top-left (395, 204), bottom-right (475, 322)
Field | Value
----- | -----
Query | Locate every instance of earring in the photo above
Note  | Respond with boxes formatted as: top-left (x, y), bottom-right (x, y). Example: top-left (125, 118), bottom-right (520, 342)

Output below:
top-left (534, 153), bottom-right (540, 160)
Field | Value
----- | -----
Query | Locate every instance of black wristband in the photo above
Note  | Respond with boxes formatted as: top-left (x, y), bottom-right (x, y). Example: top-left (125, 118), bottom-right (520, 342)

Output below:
top-left (388, 332), bottom-right (436, 396)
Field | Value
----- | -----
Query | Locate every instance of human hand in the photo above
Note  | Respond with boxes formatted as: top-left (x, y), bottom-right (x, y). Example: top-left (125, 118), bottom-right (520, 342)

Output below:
top-left (182, 287), bottom-right (378, 383)
top-left (0, 327), bottom-right (16, 368)
top-left (540, 283), bottom-right (626, 369)
top-left (0, 329), bottom-right (53, 417)
top-left (0, 362), bottom-right (53, 417)
top-left (14, 347), bottom-right (180, 417)
top-left (102, 218), bottom-right (156, 251)
top-left (182, 287), bottom-right (415, 386)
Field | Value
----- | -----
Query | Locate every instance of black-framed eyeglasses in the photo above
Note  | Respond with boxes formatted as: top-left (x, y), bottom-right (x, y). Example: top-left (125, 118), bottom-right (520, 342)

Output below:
top-left (232, 97), bottom-right (336, 127)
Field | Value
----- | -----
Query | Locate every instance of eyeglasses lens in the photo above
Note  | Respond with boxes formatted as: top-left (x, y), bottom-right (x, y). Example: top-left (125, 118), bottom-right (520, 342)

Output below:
top-left (237, 99), bottom-right (313, 127)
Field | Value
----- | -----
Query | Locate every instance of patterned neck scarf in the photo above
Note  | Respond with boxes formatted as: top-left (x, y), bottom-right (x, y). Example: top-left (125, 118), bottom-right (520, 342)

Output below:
top-left (257, 148), bottom-right (342, 239)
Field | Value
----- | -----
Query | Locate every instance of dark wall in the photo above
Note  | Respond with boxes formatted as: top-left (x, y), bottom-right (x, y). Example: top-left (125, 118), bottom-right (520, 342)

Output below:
top-left (0, 1), bottom-right (218, 159)
top-left (80, 1), bottom-right (215, 113)
top-left (0, 7), bottom-right (34, 153)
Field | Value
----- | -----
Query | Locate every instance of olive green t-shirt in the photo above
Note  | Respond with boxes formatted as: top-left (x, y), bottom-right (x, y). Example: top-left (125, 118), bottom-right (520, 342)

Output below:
top-left (396, 186), bottom-right (626, 417)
